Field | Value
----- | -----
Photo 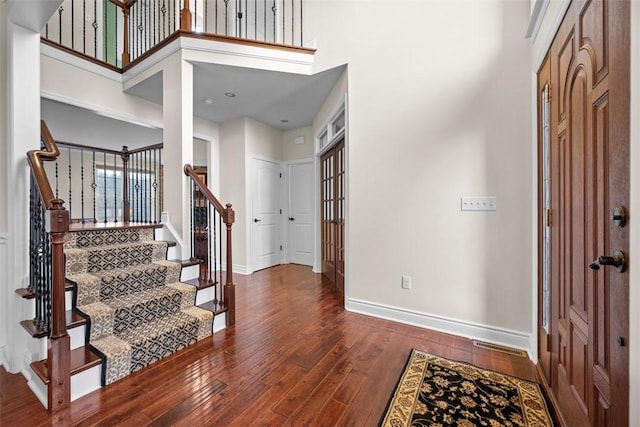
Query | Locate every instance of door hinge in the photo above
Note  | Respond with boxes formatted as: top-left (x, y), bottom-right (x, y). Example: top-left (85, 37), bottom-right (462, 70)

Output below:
top-left (279, 172), bottom-right (282, 178)
top-left (280, 209), bottom-right (282, 214)
top-left (546, 209), bottom-right (552, 227)
top-left (280, 245), bottom-right (283, 251)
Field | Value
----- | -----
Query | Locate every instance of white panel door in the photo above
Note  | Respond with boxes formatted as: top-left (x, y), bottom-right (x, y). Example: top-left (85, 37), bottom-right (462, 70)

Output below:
top-left (287, 162), bottom-right (314, 266)
top-left (251, 158), bottom-right (281, 271)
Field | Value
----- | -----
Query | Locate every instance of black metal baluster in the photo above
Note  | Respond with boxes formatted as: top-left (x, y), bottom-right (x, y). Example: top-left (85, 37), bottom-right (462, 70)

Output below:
top-left (103, 152), bottom-right (107, 223)
top-left (113, 152), bottom-right (117, 222)
top-left (46, 23), bottom-right (49, 39)
top-left (80, 148), bottom-right (85, 223)
top-left (93, 0), bottom-right (98, 57)
top-left (224, 0), bottom-right (229, 35)
top-left (136, 152), bottom-right (141, 222)
top-left (272, 0), bottom-right (275, 42)
top-left (171, 0), bottom-right (175, 33)
top-left (190, 180), bottom-right (195, 259)
top-left (92, 152), bottom-right (97, 222)
top-left (44, 222), bottom-right (52, 334)
top-left (159, 148), bottom-right (163, 213)
top-left (71, 0), bottom-right (75, 49)
top-left (55, 161), bottom-right (59, 198)
top-left (83, 0), bottom-right (86, 53)
top-left (142, 150), bottom-right (149, 223)
top-left (58, 6), bottom-right (64, 46)
top-left (218, 210), bottom-right (223, 304)
top-left (68, 148), bottom-right (72, 222)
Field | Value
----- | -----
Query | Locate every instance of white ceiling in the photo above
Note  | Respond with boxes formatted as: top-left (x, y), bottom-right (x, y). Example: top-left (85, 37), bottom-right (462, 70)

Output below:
top-left (125, 62), bottom-right (347, 131)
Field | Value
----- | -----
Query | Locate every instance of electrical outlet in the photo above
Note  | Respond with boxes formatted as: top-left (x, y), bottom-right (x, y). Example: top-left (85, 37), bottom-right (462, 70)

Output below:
top-left (401, 275), bottom-right (411, 290)
top-left (461, 196), bottom-right (497, 211)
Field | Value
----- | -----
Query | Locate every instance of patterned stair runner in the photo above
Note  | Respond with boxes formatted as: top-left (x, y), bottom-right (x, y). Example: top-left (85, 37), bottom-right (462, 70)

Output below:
top-left (64, 227), bottom-right (213, 385)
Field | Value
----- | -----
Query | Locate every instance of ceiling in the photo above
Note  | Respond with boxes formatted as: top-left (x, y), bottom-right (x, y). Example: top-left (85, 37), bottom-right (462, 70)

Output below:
top-left (125, 62), bottom-right (347, 131)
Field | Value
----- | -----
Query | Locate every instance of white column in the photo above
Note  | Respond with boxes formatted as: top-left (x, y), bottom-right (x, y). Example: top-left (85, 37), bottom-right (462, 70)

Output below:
top-left (162, 53), bottom-right (194, 257)
top-left (3, 21), bottom-right (43, 373)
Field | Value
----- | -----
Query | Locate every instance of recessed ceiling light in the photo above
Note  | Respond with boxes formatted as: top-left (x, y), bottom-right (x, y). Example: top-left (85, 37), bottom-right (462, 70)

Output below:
top-left (281, 119), bottom-right (289, 123)
top-left (203, 98), bottom-right (214, 105)
top-left (225, 92), bottom-right (236, 98)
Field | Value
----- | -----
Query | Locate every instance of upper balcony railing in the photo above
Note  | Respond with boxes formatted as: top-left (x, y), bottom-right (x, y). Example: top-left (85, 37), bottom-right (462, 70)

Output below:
top-left (42, 0), bottom-right (306, 69)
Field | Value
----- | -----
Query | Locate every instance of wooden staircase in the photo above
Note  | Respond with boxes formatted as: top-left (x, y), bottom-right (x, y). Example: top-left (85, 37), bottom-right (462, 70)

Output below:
top-left (16, 222), bottom-right (228, 407)
top-left (19, 121), bottom-right (235, 412)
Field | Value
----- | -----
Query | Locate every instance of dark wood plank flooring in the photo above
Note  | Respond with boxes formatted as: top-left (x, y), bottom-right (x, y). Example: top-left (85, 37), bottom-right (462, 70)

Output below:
top-left (1, 264), bottom-right (538, 426)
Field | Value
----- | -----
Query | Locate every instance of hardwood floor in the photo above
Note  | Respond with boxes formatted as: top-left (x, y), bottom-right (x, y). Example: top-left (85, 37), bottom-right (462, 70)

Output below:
top-left (1, 264), bottom-right (538, 426)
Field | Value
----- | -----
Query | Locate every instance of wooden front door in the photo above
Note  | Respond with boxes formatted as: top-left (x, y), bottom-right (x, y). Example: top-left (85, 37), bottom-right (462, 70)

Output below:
top-left (541, 1), bottom-right (630, 425)
top-left (321, 138), bottom-right (345, 292)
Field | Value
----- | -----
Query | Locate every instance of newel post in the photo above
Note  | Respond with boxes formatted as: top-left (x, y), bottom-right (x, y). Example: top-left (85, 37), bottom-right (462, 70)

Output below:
top-left (121, 5), bottom-right (131, 66)
top-left (121, 146), bottom-right (130, 222)
top-left (47, 199), bottom-right (70, 412)
top-left (224, 203), bottom-right (235, 326)
top-left (180, 0), bottom-right (192, 31)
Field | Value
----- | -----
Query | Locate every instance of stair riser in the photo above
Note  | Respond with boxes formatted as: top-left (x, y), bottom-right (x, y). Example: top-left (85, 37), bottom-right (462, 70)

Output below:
top-left (65, 228), bottom-right (155, 250)
top-left (66, 242), bottom-right (168, 275)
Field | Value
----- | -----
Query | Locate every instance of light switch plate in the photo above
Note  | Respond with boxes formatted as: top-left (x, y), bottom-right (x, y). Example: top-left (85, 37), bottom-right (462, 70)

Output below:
top-left (461, 196), bottom-right (497, 211)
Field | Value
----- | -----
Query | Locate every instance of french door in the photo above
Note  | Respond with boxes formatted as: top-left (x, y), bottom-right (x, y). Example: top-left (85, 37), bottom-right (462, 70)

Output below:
top-left (538, 1), bottom-right (630, 425)
top-left (320, 139), bottom-right (345, 292)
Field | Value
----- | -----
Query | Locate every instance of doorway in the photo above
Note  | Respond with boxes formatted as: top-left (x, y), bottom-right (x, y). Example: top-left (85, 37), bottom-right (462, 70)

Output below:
top-left (320, 138), bottom-right (345, 293)
top-left (287, 161), bottom-right (314, 266)
top-left (537, 1), bottom-right (630, 425)
top-left (251, 158), bottom-right (282, 271)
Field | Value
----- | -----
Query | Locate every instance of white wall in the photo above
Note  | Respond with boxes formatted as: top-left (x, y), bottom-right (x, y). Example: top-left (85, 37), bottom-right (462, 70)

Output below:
top-left (219, 118), bottom-right (248, 268)
top-left (307, 0), bottom-right (534, 349)
top-left (282, 126), bottom-right (314, 161)
top-left (0, 0), bottom-right (8, 369)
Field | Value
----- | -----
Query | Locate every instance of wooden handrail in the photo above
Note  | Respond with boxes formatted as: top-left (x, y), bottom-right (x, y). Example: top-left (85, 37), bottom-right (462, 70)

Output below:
top-left (184, 163), bottom-right (235, 326)
top-left (184, 164), bottom-right (227, 218)
top-left (27, 121), bottom-right (70, 412)
top-left (27, 122), bottom-right (63, 209)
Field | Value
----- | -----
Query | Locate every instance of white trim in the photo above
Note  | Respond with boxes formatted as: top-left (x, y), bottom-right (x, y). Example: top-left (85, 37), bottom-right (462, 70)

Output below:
top-left (232, 264), bottom-right (252, 275)
top-left (40, 43), bottom-right (122, 83)
top-left (526, 0), bottom-right (550, 40)
top-left (122, 36), bottom-right (315, 85)
top-left (346, 298), bottom-right (534, 359)
top-left (40, 91), bottom-right (164, 130)
top-left (532, 0), bottom-right (571, 71)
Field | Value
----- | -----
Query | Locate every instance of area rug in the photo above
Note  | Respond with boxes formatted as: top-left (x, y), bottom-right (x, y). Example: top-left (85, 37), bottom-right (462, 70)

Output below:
top-left (380, 349), bottom-right (554, 427)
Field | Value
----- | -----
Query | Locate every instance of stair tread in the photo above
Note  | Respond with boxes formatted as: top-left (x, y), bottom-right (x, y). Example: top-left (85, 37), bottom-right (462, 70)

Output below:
top-left (197, 300), bottom-right (228, 315)
top-left (31, 346), bottom-right (101, 385)
top-left (182, 277), bottom-right (219, 290)
top-left (171, 258), bottom-right (201, 267)
top-left (20, 310), bottom-right (87, 338)
top-left (16, 282), bottom-right (74, 300)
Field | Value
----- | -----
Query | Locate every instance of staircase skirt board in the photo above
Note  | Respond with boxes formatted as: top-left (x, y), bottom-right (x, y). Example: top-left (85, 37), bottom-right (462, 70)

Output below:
top-left (64, 227), bottom-right (214, 386)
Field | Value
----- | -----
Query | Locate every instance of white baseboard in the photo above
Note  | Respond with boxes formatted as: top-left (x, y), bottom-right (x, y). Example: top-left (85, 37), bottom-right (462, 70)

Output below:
top-left (232, 264), bottom-right (252, 275)
top-left (346, 297), bottom-right (533, 359)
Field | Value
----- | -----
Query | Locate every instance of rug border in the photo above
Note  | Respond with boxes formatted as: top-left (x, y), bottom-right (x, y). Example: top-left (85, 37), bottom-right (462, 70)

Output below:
top-left (379, 348), bottom-right (555, 427)
top-left (378, 349), bottom-right (418, 426)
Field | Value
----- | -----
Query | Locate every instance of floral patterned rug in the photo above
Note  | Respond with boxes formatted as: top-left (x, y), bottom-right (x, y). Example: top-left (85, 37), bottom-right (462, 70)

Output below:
top-left (380, 349), bottom-right (554, 427)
